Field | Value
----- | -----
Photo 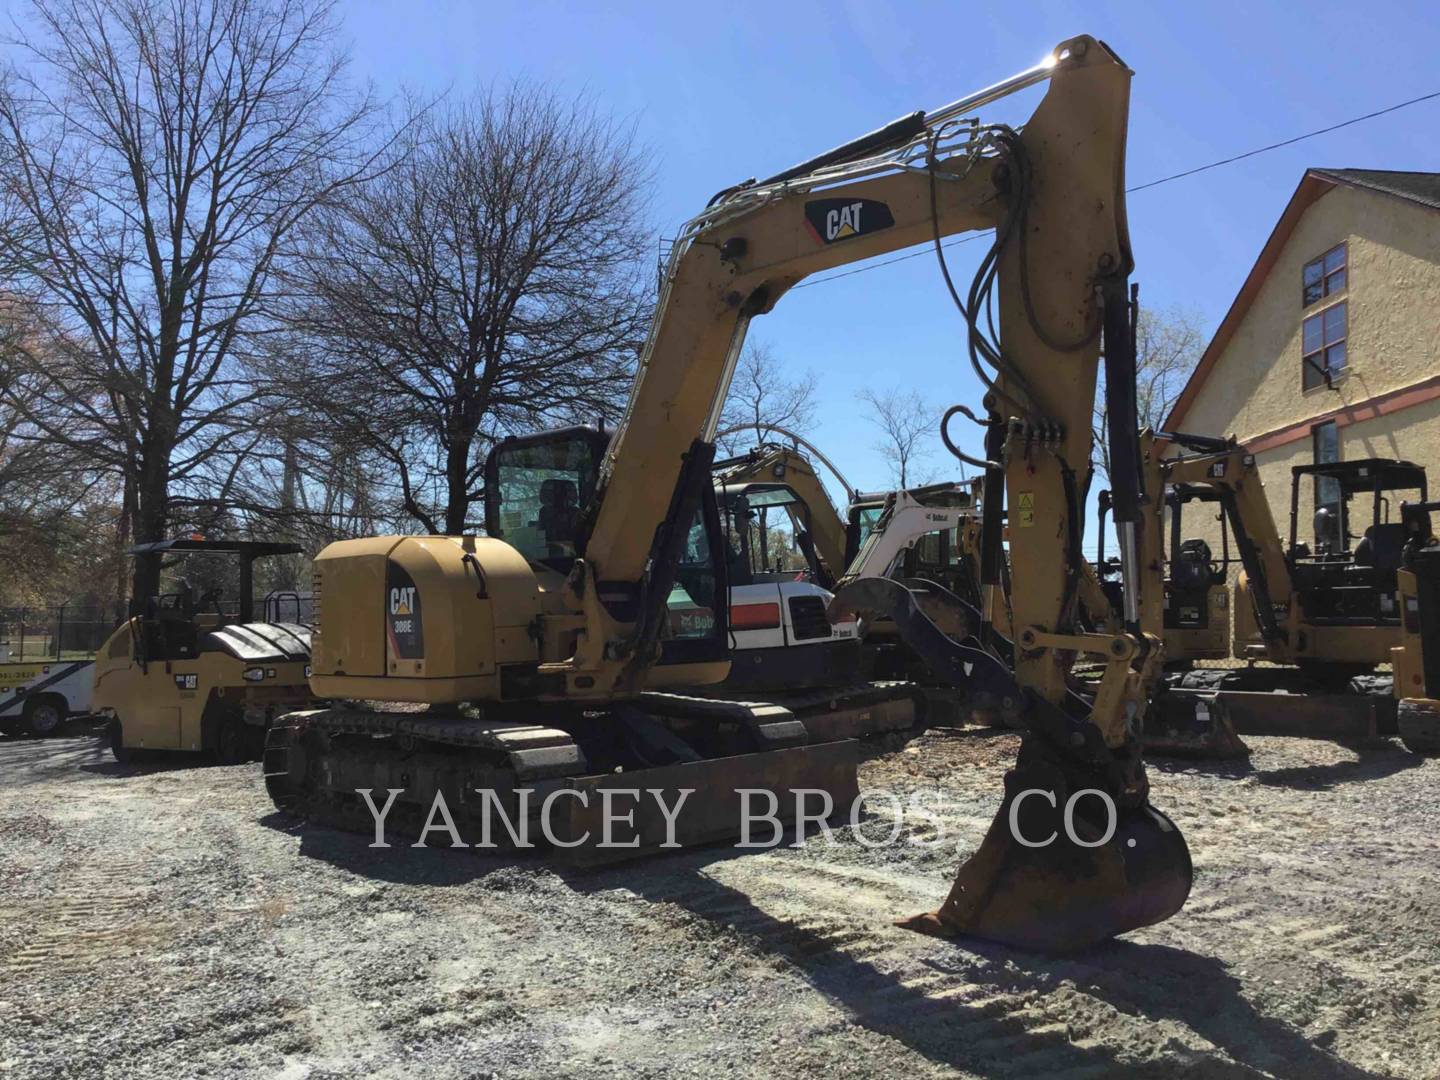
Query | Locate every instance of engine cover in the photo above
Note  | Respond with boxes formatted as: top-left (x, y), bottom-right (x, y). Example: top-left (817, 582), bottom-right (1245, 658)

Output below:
top-left (309, 536), bottom-right (542, 704)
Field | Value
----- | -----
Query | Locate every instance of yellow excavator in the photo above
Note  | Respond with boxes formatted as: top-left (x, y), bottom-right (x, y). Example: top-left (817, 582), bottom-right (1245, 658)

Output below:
top-left (712, 438), bottom-right (853, 587)
top-left (1391, 499), bottom-right (1440, 754)
top-left (1134, 436), bottom-right (1432, 754)
top-left (265, 36), bottom-right (1191, 951)
top-left (1096, 435), bottom-right (1229, 666)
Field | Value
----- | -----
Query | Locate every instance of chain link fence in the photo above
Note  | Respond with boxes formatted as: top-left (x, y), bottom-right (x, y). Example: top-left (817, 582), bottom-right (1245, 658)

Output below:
top-left (0, 592), bottom-right (313, 662)
top-left (0, 604), bottom-right (127, 662)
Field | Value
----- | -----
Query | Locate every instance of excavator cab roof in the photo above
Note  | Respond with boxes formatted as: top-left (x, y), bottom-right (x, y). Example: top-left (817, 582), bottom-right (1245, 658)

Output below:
top-left (1291, 458), bottom-right (1427, 497)
top-left (717, 480), bottom-right (803, 504)
top-left (848, 481), bottom-right (973, 514)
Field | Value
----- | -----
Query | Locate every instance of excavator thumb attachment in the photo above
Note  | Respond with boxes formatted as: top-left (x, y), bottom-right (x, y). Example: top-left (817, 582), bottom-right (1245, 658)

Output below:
top-left (1144, 689), bottom-right (1249, 758)
top-left (829, 575), bottom-right (1020, 726)
top-left (899, 742), bottom-right (1193, 951)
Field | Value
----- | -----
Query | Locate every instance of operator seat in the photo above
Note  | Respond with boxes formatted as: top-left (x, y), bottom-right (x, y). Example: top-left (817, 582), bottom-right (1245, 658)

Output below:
top-left (146, 578), bottom-right (199, 660)
top-left (537, 478), bottom-right (580, 548)
top-left (1313, 506), bottom-right (1342, 555)
top-left (1354, 523), bottom-right (1409, 571)
top-left (1171, 539), bottom-right (1216, 590)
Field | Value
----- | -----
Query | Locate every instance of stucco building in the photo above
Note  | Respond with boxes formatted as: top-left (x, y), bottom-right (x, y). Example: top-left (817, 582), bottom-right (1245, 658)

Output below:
top-left (1163, 168), bottom-right (1440, 553)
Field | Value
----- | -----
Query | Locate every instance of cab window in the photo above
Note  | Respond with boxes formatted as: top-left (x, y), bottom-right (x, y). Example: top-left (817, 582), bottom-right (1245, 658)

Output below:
top-left (666, 511), bottom-right (720, 642)
top-left (490, 437), bottom-right (600, 570)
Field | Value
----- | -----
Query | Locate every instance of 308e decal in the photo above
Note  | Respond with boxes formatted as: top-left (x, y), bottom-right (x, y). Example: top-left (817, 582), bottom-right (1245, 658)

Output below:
top-left (386, 562), bottom-right (424, 660)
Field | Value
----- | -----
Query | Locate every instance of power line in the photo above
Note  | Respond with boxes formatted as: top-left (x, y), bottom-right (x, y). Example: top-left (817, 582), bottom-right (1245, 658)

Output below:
top-left (790, 234), bottom-right (984, 290)
top-left (791, 86), bottom-right (1440, 291)
top-left (1127, 87), bottom-right (1440, 192)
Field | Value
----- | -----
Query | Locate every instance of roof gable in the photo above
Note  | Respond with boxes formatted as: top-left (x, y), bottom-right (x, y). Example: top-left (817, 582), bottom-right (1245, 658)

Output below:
top-left (1313, 169), bottom-right (1440, 212)
top-left (1164, 168), bottom-right (1440, 432)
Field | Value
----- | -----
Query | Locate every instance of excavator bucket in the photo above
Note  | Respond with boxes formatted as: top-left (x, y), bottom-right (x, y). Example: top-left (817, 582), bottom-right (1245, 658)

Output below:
top-left (830, 579), bottom-right (1194, 951)
top-left (900, 748), bottom-right (1193, 951)
top-left (1143, 689), bottom-right (1249, 758)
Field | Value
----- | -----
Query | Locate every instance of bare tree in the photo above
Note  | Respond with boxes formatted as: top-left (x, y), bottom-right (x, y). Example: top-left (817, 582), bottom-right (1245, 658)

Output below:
top-left (858, 386), bottom-right (934, 489)
top-left (0, 292), bottom-right (128, 604)
top-left (1093, 305), bottom-right (1205, 479)
top-left (279, 86), bottom-right (651, 535)
top-left (0, 308), bottom-right (75, 531)
top-left (0, 0), bottom-right (382, 605)
top-left (717, 340), bottom-right (819, 453)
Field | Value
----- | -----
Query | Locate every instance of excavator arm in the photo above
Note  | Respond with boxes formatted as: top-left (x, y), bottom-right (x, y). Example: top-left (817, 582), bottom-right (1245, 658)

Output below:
top-left (1159, 440), bottom-right (1295, 644)
top-left (566, 38), bottom-right (1143, 699)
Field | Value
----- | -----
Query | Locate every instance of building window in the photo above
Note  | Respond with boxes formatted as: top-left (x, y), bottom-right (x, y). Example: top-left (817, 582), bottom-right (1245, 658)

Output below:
top-left (1312, 420), bottom-right (1341, 549)
top-left (1302, 301), bottom-right (1346, 389)
top-left (1303, 242), bottom-right (1346, 306)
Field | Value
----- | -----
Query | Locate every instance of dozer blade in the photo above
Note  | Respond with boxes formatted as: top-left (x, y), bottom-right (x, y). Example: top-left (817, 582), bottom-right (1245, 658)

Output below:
top-left (900, 750), bottom-right (1193, 952)
top-left (1143, 689), bottom-right (1249, 758)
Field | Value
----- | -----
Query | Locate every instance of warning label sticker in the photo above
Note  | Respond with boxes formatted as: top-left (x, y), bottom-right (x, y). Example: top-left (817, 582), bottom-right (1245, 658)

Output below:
top-left (1016, 491), bottom-right (1035, 528)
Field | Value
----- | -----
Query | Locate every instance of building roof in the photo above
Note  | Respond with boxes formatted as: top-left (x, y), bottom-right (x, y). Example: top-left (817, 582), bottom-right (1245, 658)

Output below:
top-left (1310, 169), bottom-right (1440, 212)
top-left (1163, 168), bottom-right (1440, 434)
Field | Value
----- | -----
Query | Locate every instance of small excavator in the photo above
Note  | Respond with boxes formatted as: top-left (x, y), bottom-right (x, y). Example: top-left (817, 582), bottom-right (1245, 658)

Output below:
top-left (712, 440), bottom-right (853, 588)
top-left (265, 36), bottom-right (1192, 952)
top-left (713, 443), bottom-right (1002, 723)
top-left (1128, 435), bottom-right (1434, 755)
top-left (708, 441), bottom-right (871, 694)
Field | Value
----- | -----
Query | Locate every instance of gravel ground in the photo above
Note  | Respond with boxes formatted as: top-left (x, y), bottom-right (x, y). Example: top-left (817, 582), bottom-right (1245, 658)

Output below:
top-left (2, 722), bottom-right (1438, 1079)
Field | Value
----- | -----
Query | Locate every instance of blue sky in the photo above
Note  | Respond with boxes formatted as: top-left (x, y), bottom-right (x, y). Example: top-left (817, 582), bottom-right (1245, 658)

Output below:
top-left (346, 2), bottom-right (1439, 523)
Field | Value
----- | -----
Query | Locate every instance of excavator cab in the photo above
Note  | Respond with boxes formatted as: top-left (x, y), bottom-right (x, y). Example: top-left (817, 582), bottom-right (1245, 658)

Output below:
top-left (1285, 459), bottom-right (1426, 627)
top-left (718, 482), bottom-right (822, 585)
top-left (483, 425), bottom-right (730, 664)
top-left (484, 426), bottom-right (608, 574)
top-left (843, 497), bottom-right (886, 567)
top-left (1160, 485), bottom-right (1231, 663)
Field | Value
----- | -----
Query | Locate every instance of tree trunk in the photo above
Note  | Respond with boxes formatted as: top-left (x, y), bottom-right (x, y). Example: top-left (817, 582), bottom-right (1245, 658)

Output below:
top-left (128, 440), bottom-right (170, 610)
top-left (115, 470), bottom-right (133, 613)
top-left (444, 434), bottom-right (472, 535)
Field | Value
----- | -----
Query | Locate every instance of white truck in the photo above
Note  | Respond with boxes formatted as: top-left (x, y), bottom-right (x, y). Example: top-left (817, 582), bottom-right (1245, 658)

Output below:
top-left (0, 657), bottom-right (95, 736)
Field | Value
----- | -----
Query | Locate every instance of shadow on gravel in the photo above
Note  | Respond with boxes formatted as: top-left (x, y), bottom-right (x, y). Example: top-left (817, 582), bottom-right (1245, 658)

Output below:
top-left (78, 754), bottom-right (208, 777)
top-left (1146, 755), bottom-right (1256, 780)
top-left (1053, 939), bottom-right (1384, 1080)
top-left (258, 810), bottom-right (520, 888)
top-left (1252, 745), bottom-right (1423, 791)
top-left (566, 849), bottom-right (1383, 1079)
top-left (2, 731), bottom-right (117, 785)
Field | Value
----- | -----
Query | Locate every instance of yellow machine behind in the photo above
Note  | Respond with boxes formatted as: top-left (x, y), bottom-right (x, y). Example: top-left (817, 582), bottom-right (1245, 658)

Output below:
top-left (93, 539), bottom-right (315, 763)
